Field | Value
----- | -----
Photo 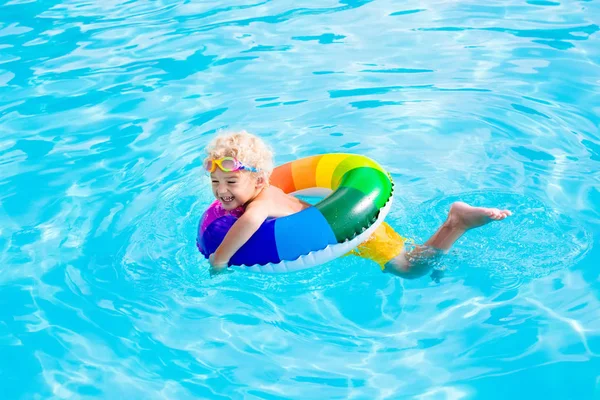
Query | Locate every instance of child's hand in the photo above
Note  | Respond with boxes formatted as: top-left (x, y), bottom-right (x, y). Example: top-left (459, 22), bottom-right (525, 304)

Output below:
top-left (209, 253), bottom-right (230, 277)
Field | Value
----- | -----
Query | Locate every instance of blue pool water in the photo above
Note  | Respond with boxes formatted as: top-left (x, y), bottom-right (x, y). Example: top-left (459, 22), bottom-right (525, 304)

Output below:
top-left (1, 0), bottom-right (599, 398)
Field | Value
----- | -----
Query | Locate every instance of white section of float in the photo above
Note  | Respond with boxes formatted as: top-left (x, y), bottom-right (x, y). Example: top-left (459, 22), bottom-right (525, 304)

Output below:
top-left (290, 187), bottom-right (333, 197)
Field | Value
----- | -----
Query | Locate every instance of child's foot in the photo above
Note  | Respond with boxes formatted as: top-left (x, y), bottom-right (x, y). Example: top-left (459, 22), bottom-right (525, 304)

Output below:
top-left (448, 201), bottom-right (512, 231)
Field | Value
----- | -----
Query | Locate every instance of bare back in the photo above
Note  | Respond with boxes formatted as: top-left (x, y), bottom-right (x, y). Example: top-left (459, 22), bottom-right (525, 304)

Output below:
top-left (250, 186), bottom-right (310, 218)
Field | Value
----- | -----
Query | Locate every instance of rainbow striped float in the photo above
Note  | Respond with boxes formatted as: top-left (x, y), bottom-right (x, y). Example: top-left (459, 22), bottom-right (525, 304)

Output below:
top-left (197, 153), bottom-right (394, 273)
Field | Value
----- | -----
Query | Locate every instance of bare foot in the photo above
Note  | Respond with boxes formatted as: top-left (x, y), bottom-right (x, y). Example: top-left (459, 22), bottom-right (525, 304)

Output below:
top-left (384, 201), bottom-right (512, 279)
top-left (448, 201), bottom-right (512, 231)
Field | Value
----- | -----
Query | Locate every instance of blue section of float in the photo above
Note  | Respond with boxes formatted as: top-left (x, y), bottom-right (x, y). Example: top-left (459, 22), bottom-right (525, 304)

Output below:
top-left (198, 216), bottom-right (281, 266)
top-left (274, 206), bottom-right (337, 261)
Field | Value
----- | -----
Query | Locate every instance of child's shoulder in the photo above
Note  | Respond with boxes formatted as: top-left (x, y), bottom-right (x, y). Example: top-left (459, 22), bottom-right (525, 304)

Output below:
top-left (250, 186), bottom-right (281, 206)
top-left (262, 185), bottom-right (291, 202)
top-left (244, 186), bottom-right (287, 215)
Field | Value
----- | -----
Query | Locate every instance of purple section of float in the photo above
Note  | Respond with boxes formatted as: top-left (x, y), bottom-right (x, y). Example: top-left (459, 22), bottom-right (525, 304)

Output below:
top-left (199, 200), bottom-right (244, 233)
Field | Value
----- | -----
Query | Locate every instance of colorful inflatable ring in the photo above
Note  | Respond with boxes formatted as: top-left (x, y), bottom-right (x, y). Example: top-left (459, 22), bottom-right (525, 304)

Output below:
top-left (196, 153), bottom-right (394, 273)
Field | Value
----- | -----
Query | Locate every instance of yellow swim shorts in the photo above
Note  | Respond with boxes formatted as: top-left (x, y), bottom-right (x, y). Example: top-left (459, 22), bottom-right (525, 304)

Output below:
top-left (347, 222), bottom-right (407, 270)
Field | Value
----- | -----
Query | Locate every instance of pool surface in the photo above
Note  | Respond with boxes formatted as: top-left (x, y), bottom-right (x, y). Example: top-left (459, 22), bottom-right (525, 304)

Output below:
top-left (1, 0), bottom-right (599, 398)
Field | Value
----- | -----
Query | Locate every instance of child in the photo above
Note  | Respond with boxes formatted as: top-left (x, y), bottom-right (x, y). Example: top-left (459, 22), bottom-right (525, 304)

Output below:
top-left (205, 131), bottom-right (311, 274)
top-left (204, 131), bottom-right (511, 278)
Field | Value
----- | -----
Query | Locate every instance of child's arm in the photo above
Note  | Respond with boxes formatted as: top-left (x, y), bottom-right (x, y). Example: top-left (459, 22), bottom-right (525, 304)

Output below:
top-left (210, 202), bottom-right (269, 270)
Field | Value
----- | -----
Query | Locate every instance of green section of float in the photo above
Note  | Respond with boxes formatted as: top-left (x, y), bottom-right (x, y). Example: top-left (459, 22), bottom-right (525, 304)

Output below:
top-left (337, 167), bottom-right (392, 210)
top-left (315, 186), bottom-right (380, 242)
top-left (330, 156), bottom-right (386, 189)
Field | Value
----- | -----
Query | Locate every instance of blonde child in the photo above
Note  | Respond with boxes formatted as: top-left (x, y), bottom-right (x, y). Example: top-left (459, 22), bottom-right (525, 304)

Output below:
top-left (204, 131), bottom-right (311, 274)
top-left (204, 131), bottom-right (511, 278)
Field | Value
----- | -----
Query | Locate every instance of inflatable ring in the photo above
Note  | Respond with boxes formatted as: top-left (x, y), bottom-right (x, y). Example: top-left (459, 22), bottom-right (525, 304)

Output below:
top-left (196, 153), bottom-right (394, 273)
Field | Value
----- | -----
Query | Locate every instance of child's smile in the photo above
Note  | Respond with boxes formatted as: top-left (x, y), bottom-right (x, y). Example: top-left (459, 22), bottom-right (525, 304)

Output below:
top-left (210, 168), bottom-right (261, 210)
top-left (220, 195), bottom-right (235, 203)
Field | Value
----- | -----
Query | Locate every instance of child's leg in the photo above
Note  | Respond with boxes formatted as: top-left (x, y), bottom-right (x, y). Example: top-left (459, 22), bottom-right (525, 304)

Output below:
top-left (384, 202), bottom-right (512, 279)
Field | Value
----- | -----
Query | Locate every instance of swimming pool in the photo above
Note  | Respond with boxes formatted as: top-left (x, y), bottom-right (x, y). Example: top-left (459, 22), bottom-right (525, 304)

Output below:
top-left (1, 0), bottom-right (599, 398)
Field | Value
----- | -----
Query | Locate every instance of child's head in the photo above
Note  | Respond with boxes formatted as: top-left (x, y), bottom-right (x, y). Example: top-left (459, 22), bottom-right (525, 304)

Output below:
top-left (204, 131), bottom-right (274, 209)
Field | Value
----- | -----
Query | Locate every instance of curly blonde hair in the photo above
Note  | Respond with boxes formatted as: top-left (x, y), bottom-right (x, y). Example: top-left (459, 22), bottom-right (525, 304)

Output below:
top-left (204, 130), bottom-right (274, 180)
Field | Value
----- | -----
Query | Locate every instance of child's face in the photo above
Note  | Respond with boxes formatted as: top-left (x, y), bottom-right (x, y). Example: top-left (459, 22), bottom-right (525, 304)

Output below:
top-left (210, 168), bottom-right (261, 210)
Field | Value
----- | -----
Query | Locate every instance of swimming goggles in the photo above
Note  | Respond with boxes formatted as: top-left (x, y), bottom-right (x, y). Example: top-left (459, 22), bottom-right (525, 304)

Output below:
top-left (204, 157), bottom-right (259, 173)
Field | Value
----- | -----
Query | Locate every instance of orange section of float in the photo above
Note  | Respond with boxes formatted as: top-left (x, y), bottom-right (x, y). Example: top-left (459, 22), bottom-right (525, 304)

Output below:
top-left (290, 155), bottom-right (322, 192)
top-left (270, 162), bottom-right (295, 193)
